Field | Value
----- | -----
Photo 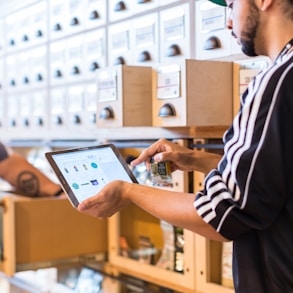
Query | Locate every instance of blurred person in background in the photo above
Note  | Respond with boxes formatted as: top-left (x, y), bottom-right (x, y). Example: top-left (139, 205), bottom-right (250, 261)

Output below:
top-left (0, 142), bottom-right (63, 197)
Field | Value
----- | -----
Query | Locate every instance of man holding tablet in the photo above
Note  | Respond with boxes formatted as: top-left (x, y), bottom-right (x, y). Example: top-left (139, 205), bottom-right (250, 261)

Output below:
top-left (76, 0), bottom-right (293, 292)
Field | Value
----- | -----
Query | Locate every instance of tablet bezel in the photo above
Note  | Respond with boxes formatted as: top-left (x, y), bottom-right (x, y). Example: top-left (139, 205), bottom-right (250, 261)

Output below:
top-left (45, 143), bottom-right (138, 208)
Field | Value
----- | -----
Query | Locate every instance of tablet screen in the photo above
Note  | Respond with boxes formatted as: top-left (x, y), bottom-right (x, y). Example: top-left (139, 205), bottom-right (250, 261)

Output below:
top-left (46, 144), bottom-right (137, 207)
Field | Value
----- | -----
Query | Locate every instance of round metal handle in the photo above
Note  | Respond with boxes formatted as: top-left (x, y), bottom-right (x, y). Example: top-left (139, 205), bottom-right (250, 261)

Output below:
top-left (23, 118), bottom-right (29, 127)
top-left (203, 36), bottom-right (221, 50)
top-left (35, 117), bottom-right (43, 126)
top-left (158, 103), bottom-right (176, 117)
top-left (53, 23), bottom-right (62, 31)
top-left (138, 51), bottom-right (151, 62)
top-left (114, 1), bottom-right (126, 11)
top-left (167, 44), bottom-right (181, 57)
top-left (54, 116), bottom-right (63, 125)
top-left (55, 70), bottom-right (62, 78)
top-left (99, 106), bottom-right (114, 120)
top-left (90, 62), bottom-right (99, 71)
top-left (70, 17), bottom-right (79, 26)
top-left (89, 10), bottom-right (99, 19)
top-left (71, 66), bottom-right (80, 75)
top-left (114, 56), bottom-right (126, 65)
top-left (72, 114), bottom-right (81, 124)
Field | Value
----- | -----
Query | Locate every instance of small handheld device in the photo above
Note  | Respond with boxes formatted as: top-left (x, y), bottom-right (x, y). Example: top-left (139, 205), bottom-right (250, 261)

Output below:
top-left (45, 144), bottom-right (138, 208)
top-left (150, 158), bottom-right (173, 187)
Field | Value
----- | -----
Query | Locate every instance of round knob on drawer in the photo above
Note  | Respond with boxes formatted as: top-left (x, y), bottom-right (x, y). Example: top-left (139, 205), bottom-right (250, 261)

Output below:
top-left (36, 73), bottom-right (43, 82)
top-left (166, 44), bottom-right (181, 57)
top-left (114, 1), bottom-right (126, 11)
top-left (90, 61), bottom-right (99, 71)
top-left (22, 35), bottom-right (29, 42)
top-left (35, 117), bottom-right (43, 126)
top-left (10, 119), bottom-right (16, 127)
top-left (9, 39), bottom-right (15, 46)
top-left (158, 103), bottom-right (176, 117)
top-left (89, 10), bottom-right (100, 19)
top-left (70, 17), bottom-right (79, 26)
top-left (203, 36), bottom-right (221, 50)
top-left (99, 106), bottom-right (114, 120)
top-left (23, 76), bottom-right (29, 84)
top-left (53, 23), bottom-right (62, 31)
top-left (72, 114), bottom-right (81, 124)
top-left (55, 70), bottom-right (62, 78)
top-left (138, 51), bottom-right (151, 62)
top-left (23, 118), bottom-right (29, 127)
top-left (36, 30), bottom-right (43, 38)
top-left (114, 56), bottom-right (125, 65)
top-left (71, 66), bottom-right (80, 75)
top-left (10, 79), bottom-right (16, 87)
top-left (54, 116), bottom-right (63, 125)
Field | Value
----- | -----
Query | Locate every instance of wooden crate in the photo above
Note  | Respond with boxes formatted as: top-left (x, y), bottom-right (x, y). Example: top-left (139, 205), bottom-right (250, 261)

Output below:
top-left (0, 194), bottom-right (107, 276)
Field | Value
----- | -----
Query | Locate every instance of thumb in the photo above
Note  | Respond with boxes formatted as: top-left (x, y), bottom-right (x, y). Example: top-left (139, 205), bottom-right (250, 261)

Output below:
top-left (153, 152), bottom-right (163, 162)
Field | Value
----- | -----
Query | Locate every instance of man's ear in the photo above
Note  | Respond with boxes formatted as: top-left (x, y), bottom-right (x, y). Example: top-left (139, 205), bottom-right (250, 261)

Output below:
top-left (259, 0), bottom-right (274, 11)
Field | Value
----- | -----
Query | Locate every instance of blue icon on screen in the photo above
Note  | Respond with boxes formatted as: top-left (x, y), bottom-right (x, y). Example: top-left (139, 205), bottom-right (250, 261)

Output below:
top-left (72, 183), bottom-right (79, 189)
top-left (90, 179), bottom-right (99, 186)
top-left (91, 162), bottom-right (98, 168)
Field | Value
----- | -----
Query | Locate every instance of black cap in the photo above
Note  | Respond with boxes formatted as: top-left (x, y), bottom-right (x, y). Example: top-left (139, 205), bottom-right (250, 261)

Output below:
top-left (209, 0), bottom-right (227, 6)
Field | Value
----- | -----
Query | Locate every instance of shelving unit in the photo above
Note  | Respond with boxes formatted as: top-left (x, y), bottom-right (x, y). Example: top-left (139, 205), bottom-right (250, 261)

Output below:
top-left (108, 208), bottom-right (197, 292)
top-left (0, 127), bottom-right (236, 293)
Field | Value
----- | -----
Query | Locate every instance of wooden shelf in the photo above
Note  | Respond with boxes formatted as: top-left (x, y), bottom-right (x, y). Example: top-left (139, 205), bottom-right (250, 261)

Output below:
top-left (97, 126), bottom-right (228, 141)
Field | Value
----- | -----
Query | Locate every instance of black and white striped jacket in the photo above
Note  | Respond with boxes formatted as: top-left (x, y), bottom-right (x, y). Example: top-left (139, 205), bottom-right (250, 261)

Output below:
top-left (194, 44), bottom-right (293, 292)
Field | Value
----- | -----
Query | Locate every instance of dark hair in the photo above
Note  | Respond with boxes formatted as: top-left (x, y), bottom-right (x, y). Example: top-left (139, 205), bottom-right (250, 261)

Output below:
top-left (282, 0), bottom-right (293, 20)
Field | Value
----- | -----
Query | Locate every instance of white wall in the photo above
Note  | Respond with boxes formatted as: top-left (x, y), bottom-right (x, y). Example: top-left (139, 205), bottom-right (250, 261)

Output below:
top-left (0, 0), bottom-right (38, 17)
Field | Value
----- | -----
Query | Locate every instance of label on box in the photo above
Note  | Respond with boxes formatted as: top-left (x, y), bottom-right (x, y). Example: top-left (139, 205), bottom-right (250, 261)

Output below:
top-left (200, 4), bottom-right (226, 33)
top-left (157, 65), bottom-right (181, 99)
top-left (97, 70), bottom-right (117, 102)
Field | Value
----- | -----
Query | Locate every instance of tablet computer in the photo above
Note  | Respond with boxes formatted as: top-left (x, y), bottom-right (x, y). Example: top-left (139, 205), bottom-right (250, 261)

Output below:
top-left (45, 144), bottom-right (138, 208)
